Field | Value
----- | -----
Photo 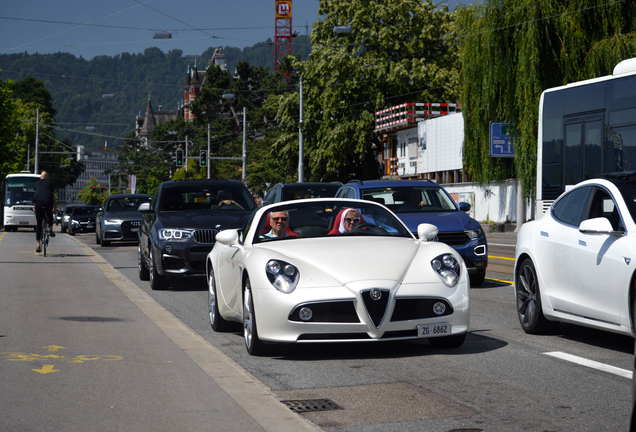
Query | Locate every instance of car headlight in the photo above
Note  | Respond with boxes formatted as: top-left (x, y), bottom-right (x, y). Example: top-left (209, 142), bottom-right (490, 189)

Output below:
top-left (465, 228), bottom-right (484, 239)
top-left (158, 228), bottom-right (194, 240)
top-left (431, 253), bottom-right (461, 287)
top-left (266, 259), bottom-right (299, 293)
top-left (71, 219), bottom-right (79, 226)
top-left (104, 219), bottom-right (122, 225)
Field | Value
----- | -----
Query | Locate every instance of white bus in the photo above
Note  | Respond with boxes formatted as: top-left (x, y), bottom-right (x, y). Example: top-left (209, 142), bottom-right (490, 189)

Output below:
top-left (537, 57), bottom-right (636, 215)
top-left (2, 172), bottom-right (40, 231)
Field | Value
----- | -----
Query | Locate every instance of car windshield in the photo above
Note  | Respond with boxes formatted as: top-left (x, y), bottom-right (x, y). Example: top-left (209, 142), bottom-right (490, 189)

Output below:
top-left (359, 186), bottom-right (458, 213)
top-left (73, 207), bottom-right (98, 216)
top-left (107, 196), bottom-right (150, 211)
top-left (160, 184), bottom-right (256, 212)
top-left (253, 200), bottom-right (411, 243)
top-left (281, 184), bottom-right (340, 201)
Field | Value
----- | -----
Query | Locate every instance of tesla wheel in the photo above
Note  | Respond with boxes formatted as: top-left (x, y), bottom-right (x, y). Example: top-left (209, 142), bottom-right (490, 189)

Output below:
top-left (149, 248), bottom-right (168, 290)
top-left (138, 245), bottom-right (149, 281)
top-left (429, 332), bottom-right (466, 349)
top-left (470, 269), bottom-right (486, 287)
top-left (516, 258), bottom-right (559, 334)
top-left (208, 266), bottom-right (230, 332)
top-left (243, 276), bottom-right (265, 356)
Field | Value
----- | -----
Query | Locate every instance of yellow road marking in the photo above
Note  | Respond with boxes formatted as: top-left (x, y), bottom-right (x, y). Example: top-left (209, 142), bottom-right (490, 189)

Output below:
top-left (32, 365), bottom-right (59, 374)
top-left (488, 255), bottom-right (515, 261)
top-left (43, 345), bottom-right (66, 352)
top-left (485, 277), bottom-right (513, 285)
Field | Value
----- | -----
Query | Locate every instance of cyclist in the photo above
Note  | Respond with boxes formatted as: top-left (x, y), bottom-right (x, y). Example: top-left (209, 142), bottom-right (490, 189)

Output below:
top-left (33, 171), bottom-right (56, 253)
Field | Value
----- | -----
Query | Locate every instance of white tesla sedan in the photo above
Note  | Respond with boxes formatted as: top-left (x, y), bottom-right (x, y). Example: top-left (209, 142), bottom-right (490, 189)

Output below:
top-left (206, 198), bottom-right (470, 355)
top-left (515, 175), bottom-right (636, 337)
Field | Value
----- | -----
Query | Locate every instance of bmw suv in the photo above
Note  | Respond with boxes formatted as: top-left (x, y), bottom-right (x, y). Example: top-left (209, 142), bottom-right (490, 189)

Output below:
top-left (336, 179), bottom-right (488, 286)
top-left (138, 179), bottom-right (256, 290)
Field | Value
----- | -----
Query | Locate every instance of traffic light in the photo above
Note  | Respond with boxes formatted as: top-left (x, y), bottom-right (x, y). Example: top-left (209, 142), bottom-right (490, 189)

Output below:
top-left (92, 185), bottom-right (96, 192)
top-left (200, 150), bottom-right (207, 167)
top-left (100, 185), bottom-right (104, 193)
top-left (176, 149), bottom-right (184, 167)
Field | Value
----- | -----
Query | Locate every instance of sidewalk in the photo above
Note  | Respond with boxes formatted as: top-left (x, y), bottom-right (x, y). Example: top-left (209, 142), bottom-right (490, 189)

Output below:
top-left (0, 228), bottom-right (320, 432)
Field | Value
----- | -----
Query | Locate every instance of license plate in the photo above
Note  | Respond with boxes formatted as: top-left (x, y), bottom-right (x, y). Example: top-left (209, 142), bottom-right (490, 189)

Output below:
top-left (20, 221), bottom-right (28, 225)
top-left (417, 323), bottom-right (452, 338)
top-left (131, 227), bottom-right (139, 232)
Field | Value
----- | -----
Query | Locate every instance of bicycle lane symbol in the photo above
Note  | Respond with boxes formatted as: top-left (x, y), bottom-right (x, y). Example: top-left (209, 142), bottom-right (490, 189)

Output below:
top-left (1, 345), bottom-right (122, 374)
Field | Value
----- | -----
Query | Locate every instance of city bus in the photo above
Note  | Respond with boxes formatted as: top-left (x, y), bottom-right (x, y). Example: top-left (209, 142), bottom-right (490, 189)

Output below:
top-left (537, 57), bottom-right (636, 215)
top-left (1, 172), bottom-right (40, 231)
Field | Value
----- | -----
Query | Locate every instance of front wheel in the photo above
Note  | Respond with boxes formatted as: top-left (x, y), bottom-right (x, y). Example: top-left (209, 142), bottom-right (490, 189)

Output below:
top-left (149, 248), bottom-right (169, 290)
top-left (516, 258), bottom-right (559, 334)
top-left (208, 266), bottom-right (230, 331)
top-left (470, 269), bottom-right (486, 287)
top-left (243, 276), bottom-right (265, 356)
top-left (138, 245), bottom-right (150, 281)
top-left (95, 232), bottom-right (100, 244)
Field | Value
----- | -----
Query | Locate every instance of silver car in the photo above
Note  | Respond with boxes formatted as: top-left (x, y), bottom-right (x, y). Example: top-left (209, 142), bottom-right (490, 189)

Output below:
top-left (96, 194), bottom-right (151, 247)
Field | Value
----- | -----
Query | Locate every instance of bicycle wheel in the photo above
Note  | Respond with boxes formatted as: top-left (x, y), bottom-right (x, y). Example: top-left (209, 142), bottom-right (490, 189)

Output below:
top-left (42, 220), bottom-right (48, 257)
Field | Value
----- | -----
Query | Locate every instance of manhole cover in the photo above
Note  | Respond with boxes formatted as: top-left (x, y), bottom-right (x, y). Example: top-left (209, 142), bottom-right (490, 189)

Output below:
top-left (281, 399), bottom-right (343, 413)
top-left (58, 316), bottom-right (126, 322)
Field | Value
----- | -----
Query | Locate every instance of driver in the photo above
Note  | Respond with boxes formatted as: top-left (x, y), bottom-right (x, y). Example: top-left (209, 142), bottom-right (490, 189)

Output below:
top-left (262, 211), bottom-right (290, 238)
top-left (217, 190), bottom-right (244, 209)
top-left (338, 208), bottom-right (361, 233)
top-left (399, 189), bottom-right (427, 211)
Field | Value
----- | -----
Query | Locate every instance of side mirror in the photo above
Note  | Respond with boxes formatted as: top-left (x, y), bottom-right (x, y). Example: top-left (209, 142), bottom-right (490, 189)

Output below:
top-left (458, 202), bottom-right (471, 212)
top-left (216, 229), bottom-right (240, 246)
top-left (579, 217), bottom-right (623, 236)
top-left (138, 202), bottom-right (152, 213)
top-left (417, 223), bottom-right (439, 241)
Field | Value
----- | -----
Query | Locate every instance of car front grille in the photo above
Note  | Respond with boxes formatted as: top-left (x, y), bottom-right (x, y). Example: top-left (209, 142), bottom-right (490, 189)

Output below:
top-left (121, 220), bottom-right (140, 235)
top-left (289, 301), bottom-right (359, 323)
top-left (193, 229), bottom-right (217, 244)
top-left (361, 289), bottom-right (390, 328)
top-left (437, 231), bottom-right (471, 246)
top-left (390, 298), bottom-right (454, 322)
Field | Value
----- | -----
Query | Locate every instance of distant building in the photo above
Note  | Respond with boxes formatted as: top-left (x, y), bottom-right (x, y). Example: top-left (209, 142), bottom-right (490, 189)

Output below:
top-left (58, 150), bottom-right (120, 207)
top-left (135, 98), bottom-right (179, 144)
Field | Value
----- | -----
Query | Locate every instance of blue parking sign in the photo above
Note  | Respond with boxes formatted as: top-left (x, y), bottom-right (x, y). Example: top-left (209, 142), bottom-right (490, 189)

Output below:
top-left (490, 122), bottom-right (515, 158)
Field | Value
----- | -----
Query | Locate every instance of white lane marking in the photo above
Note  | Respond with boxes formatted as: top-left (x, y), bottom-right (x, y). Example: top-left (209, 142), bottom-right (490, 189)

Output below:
top-left (489, 243), bottom-right (516, 247)
top-left (544, 351), bottom-right (633, 379)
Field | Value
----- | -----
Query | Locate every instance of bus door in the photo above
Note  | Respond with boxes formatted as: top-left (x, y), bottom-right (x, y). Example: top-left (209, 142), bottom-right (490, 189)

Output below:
top-left (563, 114), bottom-right (603, 187)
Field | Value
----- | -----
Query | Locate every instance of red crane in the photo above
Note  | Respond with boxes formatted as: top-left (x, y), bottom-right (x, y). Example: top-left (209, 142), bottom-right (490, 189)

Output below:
top-left (275, 0), bottom-right (295, 71)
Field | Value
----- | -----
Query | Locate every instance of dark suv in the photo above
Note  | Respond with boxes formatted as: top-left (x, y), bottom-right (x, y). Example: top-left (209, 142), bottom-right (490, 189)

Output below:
top-left (263, 182), bottom-right (342, 204)
top-left (336, 179), bottom-right (488, 286)
top-left (138, 179), bottom-right (256, 290)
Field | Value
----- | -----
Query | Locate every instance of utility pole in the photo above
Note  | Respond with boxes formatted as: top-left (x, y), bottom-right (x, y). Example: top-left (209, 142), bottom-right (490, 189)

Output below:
top-left (242, 107), bottom-right (247, 183)
top-left (185, 135), bottom-right (188, 172)
top-left (298, 77), bottom-right (304, 183)
top-left (207, 124), bottom-right (211, 179)
top-left (34, 108), bottom-right (40, 174)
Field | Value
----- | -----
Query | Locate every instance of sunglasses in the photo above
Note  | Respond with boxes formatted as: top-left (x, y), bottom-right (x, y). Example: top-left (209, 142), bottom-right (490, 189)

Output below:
top-left (344, 217), bottom-right (360, 223)
top-left (272, 217), bottom-right (288, 222)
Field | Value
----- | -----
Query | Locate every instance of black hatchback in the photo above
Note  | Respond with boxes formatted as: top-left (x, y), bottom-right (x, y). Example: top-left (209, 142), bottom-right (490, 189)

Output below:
top-left (138, 179), bottom-right (256, 290)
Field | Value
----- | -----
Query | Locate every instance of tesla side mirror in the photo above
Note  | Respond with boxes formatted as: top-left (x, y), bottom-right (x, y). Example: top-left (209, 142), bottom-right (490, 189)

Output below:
top-left (138, 202), bottom-right (152, 213)
top-left (579, 217), bottom-right (624, 236)
top-left (417, 223), bottom-right (439, 241)
top-left (216, 228), bottom-right (240, 246)
top-left (458, 202), bottom-right (471, 212)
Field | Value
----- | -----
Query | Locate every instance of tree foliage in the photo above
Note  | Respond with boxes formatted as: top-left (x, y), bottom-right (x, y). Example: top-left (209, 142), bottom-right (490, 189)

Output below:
top-left (275, 0), bottom-right (459, 182)
top-left (457, 0), bottom-right (636, 197)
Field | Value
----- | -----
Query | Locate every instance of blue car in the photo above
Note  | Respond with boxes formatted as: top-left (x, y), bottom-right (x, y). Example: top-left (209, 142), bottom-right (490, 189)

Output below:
top-left (335, 179), bottom-right (488, 286)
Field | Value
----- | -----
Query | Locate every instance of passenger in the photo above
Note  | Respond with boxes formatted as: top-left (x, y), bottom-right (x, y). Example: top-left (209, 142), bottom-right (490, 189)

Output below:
top-left (263, 211), bottom-right (290, 238)
top-left (339, 208), bottom-right (361, 233)
top-left (399, 190), bottom-right (427, 211)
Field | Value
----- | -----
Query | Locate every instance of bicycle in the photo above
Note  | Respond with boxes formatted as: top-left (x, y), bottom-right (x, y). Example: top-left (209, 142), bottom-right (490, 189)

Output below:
top-left (41, 211), bottom-right (50, 257)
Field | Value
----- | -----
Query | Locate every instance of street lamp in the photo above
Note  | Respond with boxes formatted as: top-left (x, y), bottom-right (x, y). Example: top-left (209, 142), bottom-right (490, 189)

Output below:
top-left (221, 94), bottom-right (246, 183)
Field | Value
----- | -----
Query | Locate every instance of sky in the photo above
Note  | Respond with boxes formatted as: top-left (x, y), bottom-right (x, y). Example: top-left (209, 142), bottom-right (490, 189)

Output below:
top-left (0, 0), bottom-right (465, 60)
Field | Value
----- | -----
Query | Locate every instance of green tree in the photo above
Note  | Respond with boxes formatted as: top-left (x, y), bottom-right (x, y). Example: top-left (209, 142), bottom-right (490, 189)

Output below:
top-left (457, 0), bottom-right (636, 197)
top-left (275, 0), bottom-right (458, 182)
top-left (0, 76), bottom-right (20, 182)
top-left (77, 177), bottom-right (106, 205)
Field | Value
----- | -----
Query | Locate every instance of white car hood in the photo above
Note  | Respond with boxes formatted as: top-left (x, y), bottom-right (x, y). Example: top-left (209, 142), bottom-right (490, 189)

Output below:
top-left (258, 237), bottom-right (419, 286)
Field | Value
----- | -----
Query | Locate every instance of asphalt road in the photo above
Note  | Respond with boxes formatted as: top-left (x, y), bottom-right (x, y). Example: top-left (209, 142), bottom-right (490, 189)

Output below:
top-left (77, 229), bottom-right (632, 431)
top-left (3, 227), bottom-right (633, 431)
